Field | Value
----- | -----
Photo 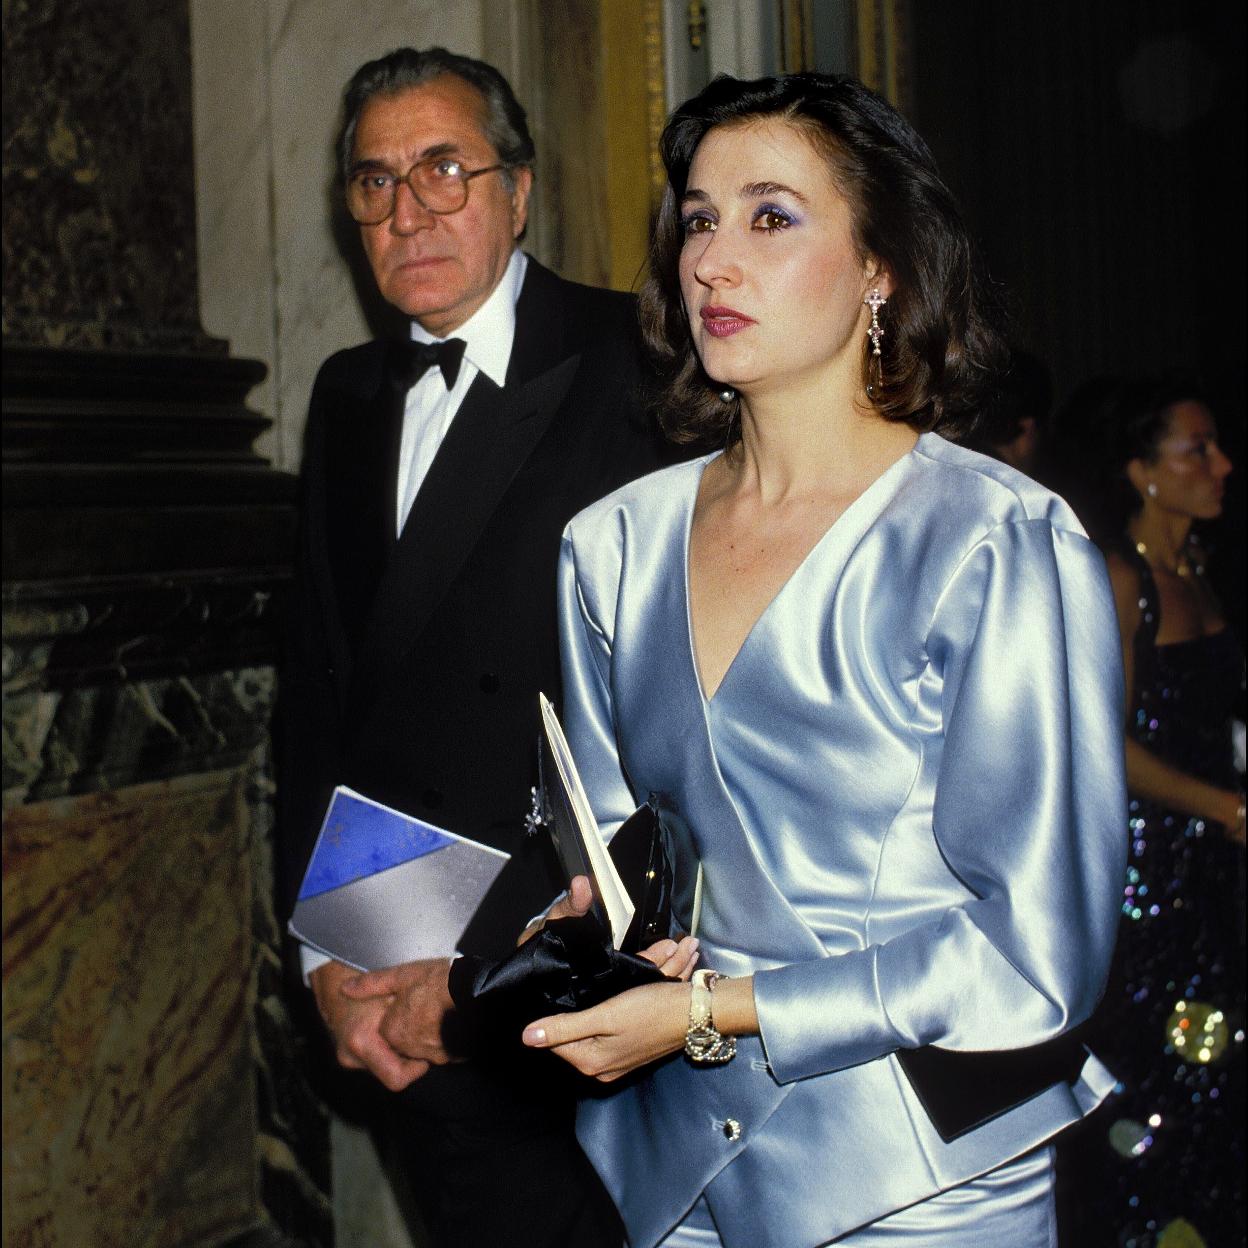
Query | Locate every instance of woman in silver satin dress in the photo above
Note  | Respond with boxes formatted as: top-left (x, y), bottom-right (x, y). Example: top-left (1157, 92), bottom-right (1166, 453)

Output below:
top-left (522, 74), bottom-right (1126, 1247)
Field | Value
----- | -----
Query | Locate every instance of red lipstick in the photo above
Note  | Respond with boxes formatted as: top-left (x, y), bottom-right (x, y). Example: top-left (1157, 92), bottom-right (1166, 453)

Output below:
top-left (700, 306), bottom-right (756, 337)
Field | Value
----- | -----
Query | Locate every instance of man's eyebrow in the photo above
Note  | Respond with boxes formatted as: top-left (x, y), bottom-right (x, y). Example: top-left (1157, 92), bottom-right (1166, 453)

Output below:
top-left (348, 141), bottom-right (463, 175)
top-left (418, 141), bottom-right (462, 160)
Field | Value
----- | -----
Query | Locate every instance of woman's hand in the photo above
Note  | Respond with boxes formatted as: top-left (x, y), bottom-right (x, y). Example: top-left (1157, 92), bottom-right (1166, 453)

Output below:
top-left (517, 874), bottom-right (595, 946)
top-left (519, 877), bottom-right (704, 979)
top-left (639, 933), bottom-right (700, 980)
top-left (522, 980), bottom-right (691, 1081)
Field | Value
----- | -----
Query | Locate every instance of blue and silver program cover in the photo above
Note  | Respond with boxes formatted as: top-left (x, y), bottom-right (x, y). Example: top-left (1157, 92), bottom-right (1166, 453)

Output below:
top-left (288, 786), bottom-right (510, 970)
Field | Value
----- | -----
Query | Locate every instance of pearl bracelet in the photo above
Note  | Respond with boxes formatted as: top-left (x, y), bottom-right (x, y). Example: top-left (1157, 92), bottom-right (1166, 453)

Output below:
top-left (684, 969), bottom-right (737, 1064)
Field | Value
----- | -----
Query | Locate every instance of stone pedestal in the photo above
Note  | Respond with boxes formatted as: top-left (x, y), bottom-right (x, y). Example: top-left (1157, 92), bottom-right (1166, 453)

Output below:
top-left (5, 771), bottom-right (257, 1244)
top-left (2, 342), bottom-right (328, 1248)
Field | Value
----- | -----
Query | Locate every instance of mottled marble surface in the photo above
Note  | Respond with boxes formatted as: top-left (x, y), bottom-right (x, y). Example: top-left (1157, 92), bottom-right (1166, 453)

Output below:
top-left (3, 585), bottom-right (330, 1247)
top-left (5, 669), bottom-right (270, 803)
top-left (2, 0), bottom-right (219, 354)
top-left (3, 769), bottom-right (255, 1247)
top-left (2, 588), bottom-right (281, 808)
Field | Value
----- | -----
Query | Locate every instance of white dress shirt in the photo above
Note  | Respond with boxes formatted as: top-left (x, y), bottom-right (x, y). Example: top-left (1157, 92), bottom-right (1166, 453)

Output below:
top-left (395, 249), bottom-right (528, 535)
top-left (301, 248), bottom-right (528, 984)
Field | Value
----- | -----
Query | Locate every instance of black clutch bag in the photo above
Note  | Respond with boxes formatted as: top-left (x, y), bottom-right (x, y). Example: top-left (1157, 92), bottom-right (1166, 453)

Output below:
top-left (895, 1031), bottom-right (1088, 1142)
top-left (448, 798), bottom-right (676, 1039)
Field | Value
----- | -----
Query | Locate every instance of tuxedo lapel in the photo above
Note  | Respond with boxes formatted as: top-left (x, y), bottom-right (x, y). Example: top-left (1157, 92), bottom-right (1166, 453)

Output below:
top-left (323, 363), bottom-right (400, 663)
top-left (347, 260), bottom-right (580, 723)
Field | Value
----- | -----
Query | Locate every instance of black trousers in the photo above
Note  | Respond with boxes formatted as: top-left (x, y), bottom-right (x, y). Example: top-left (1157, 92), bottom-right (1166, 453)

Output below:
top-left (386, 1051), bottom-right (624, 1248)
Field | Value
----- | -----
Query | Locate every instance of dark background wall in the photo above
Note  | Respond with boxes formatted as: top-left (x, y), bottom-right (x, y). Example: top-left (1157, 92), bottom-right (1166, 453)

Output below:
top-left (907, 0), bottom-right (1245, 629)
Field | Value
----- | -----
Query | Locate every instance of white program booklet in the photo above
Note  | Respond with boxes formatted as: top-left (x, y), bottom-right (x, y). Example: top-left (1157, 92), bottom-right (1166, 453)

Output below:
top-left (538, 693), bottom-right (635, 949)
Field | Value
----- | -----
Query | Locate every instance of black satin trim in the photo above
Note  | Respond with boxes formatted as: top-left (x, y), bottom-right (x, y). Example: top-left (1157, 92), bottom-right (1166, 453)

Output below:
top-left (896, 1030), bottom-right (1087, 1141)
top-left (448, 914), bottom-right (668, 1046)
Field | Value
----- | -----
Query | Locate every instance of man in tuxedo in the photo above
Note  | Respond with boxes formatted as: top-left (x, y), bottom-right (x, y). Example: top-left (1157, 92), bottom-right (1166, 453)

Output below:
top-left (280, 46), bottom-right (670, 1248)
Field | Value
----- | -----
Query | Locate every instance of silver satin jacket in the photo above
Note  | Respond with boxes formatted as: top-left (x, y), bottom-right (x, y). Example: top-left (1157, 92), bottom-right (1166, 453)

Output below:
top-left (557, 433), bottom-right (1127, 1248)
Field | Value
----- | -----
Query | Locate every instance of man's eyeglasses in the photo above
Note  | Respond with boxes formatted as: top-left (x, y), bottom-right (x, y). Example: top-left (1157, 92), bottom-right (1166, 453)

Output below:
top-left (345, 156), bottom-right (511, 224)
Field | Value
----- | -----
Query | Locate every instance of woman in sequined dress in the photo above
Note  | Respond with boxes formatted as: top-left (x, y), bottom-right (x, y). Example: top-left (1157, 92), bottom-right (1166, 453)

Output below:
top-left (1064, 375), bottom-right (1246, 1248)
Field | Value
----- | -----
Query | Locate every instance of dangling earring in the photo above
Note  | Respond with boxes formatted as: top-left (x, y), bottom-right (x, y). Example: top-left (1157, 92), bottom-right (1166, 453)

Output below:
top-left (718, 387), bottom-right (736, 402)
top-left (1147, 482), bottom-right (1158, 498)
top-left (865, 288), bottom-right (886, 356)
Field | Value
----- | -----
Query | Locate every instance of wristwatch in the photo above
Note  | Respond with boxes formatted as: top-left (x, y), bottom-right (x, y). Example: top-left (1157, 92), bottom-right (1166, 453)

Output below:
top-left (684, 969), bottom-right (737, 1064)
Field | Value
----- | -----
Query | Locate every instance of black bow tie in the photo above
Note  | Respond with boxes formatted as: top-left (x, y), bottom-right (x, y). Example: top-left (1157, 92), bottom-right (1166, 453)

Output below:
top-left (389, 337), bottom-right (467, 392)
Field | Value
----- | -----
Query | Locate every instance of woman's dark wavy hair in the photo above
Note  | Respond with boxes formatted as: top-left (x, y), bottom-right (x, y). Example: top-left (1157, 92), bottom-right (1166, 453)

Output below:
top-left (1056, 370), bottom-right (1211, 543)
top-left (641, 73), bottom-right (1008, 446)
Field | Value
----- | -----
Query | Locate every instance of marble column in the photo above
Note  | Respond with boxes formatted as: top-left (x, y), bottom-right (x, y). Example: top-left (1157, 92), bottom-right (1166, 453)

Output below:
top-left (2, 2), bottom-right (316, 1245)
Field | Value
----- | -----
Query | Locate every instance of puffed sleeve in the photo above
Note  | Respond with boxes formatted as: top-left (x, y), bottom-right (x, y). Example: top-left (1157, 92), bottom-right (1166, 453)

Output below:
top-left (557, 527), bottom-right (640, 840)
top-left (752, 519), bottom-right (1127, 1083)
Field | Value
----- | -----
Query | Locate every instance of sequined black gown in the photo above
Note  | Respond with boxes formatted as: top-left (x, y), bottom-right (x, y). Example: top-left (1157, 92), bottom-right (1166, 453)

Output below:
top-left (1064, 550), bottom-right (1246, 1248)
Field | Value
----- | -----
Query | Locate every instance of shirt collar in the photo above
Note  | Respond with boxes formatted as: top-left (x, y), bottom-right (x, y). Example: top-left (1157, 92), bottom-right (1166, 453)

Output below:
top-left (409, 249), bottom-right (527, 388)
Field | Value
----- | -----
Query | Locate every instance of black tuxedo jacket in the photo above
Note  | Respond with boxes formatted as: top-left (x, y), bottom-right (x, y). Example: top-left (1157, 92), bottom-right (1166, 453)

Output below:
top-left (279, 258), bottom-right (672, 957)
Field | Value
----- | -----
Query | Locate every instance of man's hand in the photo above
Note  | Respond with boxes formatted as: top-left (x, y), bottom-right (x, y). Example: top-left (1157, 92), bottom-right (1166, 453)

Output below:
top-left (338, 957), bottom-right (458, 1066)
top-left (309, 959), bottom-right (431, 1091)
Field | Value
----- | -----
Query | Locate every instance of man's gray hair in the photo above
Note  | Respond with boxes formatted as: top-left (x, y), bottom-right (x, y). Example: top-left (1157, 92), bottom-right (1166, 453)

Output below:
top-left (339, 46), bottom-right (536, 191)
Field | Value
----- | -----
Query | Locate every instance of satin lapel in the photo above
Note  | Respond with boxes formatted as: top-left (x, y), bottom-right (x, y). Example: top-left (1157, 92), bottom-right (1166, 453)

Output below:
top-left (348, 352), bottom-right (580, 722)
top-left (611, 466), bottom-right (711, 800)
top-left (609, 463), bottom-right (727, 907)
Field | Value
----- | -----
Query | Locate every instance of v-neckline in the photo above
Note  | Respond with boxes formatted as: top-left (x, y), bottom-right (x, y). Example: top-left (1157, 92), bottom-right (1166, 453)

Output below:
top-left (682, 441), bottom-right (921, 704)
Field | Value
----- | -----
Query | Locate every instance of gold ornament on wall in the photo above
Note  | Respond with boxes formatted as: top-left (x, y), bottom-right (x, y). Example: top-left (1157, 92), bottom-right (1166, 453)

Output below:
top-left (688, 1), bottom-right (707, 50)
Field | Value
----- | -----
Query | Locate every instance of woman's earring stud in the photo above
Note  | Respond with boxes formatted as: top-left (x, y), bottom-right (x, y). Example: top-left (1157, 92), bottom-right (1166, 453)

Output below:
top-left (719, 387), bottom-right (736, 402)
top-left (1147, 482), bottom-right (1158, 498)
